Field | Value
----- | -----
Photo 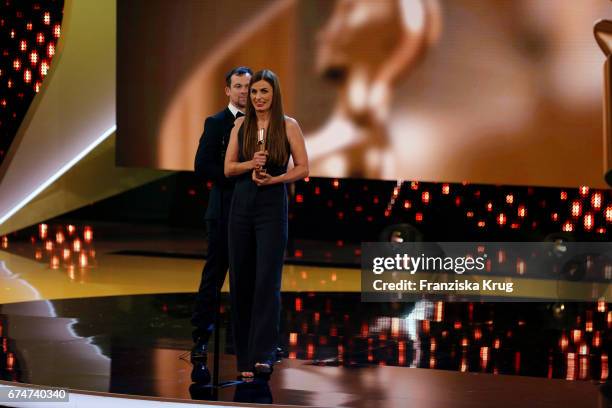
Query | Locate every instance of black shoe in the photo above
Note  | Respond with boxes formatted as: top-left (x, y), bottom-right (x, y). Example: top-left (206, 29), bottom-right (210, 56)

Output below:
top-left (191, 337), bottom-right (209, 364)
top-left (254, 362), bottom-right (273, 380)
top-left (191, 361), bottom-right (211, 384)
top-left (275, 347), bottom-right (284, 363)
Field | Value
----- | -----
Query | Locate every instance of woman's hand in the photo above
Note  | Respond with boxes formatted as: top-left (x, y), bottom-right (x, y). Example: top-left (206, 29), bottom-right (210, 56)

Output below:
top-left (251, 150), bottom-right (268, 170)
top-left (252, 169), bottom-right (277, 186)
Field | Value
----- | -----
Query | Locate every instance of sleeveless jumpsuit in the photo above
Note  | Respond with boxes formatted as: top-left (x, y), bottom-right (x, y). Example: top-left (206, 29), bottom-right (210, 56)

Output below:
top-left (228, 124), bottom-right (288, 371)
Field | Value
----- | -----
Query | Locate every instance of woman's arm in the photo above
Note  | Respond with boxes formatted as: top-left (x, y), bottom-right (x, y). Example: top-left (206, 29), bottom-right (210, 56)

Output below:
top-left (224, 118), bottom-right (266, 177)
top-left (277, 118), bottom-right (309, 183)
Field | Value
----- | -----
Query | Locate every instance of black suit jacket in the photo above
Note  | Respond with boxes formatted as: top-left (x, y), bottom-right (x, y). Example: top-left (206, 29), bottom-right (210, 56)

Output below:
top-left (194, 107), bottom-right (237, 220)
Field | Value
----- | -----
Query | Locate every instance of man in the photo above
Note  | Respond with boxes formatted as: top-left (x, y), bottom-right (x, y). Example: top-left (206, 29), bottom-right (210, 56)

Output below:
top-left (192, 66), bottom-right (252, 372)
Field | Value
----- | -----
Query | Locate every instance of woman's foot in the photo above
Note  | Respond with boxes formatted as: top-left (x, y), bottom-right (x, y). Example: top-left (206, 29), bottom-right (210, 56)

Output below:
top-left (254, 362), bottom-right (272, 373)
top-left (254, 362), bottom-right (273, 380)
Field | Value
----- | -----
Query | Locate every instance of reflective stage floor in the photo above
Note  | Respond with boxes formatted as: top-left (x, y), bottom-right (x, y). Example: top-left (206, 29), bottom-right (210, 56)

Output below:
top-left (0, 230), bottom-right (609, 407)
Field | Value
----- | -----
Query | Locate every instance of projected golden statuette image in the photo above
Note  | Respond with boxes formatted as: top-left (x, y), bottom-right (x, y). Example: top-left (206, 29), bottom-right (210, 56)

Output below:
top-left (594, 17), bottom-right (612, 186)
top-left (306, 0), bottom-right (441, 179)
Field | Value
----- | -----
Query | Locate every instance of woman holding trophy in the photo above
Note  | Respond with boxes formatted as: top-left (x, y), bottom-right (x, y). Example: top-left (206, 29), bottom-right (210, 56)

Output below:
top-left (224, 69), bottom-right (309, 379)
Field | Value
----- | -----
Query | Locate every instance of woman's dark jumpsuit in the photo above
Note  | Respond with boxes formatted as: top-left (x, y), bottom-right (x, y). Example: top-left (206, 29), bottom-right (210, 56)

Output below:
top-left (228, 125), bottom-right (288, 371)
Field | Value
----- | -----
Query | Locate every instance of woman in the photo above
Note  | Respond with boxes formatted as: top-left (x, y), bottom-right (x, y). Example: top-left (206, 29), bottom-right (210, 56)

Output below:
top-left (224, 70), bottom-right (309, 378)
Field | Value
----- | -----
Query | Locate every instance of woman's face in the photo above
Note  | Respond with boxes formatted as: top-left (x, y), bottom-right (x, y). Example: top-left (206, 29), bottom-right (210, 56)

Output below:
top-left (250, 80), bottom-right (273, 112)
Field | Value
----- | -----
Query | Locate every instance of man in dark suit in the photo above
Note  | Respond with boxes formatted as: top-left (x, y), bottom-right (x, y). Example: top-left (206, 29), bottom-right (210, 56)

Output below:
top-left (191, 66), bottom-right (252, 368)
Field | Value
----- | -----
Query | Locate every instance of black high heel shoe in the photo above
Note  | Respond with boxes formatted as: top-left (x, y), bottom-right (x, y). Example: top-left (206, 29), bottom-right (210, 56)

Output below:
top-left (254, 362), bottom-right (273, 380)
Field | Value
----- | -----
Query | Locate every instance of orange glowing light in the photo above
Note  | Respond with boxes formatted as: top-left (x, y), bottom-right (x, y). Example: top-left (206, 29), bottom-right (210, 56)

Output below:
top-left (466, 211), bottom-right (474, 218)
top-left (6, 353), bottom-right (14, 371)
top-left (415, 212), bottom-right (423, 222)
top-left (560, 191), bottom-right (568, 200)
top-left (480, 347), bottom-right (489, 370)
top-left (43, 11), bottom-right (51, 25)
top-left (462, 338), bottom-right (469, 348)
top-left (571, 200), bottom-right (582, 218)
top-left (598, 300), bottom-right (606, 313)
top-left (34, 81), bottom-right (41, 93)
top-left (562, 221), bottom-right (574, 232)
top-left (53, 24), bottom-right (61, 38)
top-left (79, 252), bottom-right (88, 268)
top-left (47, 42), bottom-right (55, 57)
top-left (602, 354), bottom-right (609, 380)
top-left (332, 179), bottom-right (339, 189)
top-left (289, 332), bottom-right (298, 346)
top-left (434, 301), bottom-right (443, 322)
top-left (430, 356), bottom-right (436, 368)
top-left (403, 200), bottom-right (412, 209)
top-left (62, 248), bottom-right (71, 260)
top-left (1, 236), bottom-right (7, 249)
top-left (517, 205), bottom-right (526, 218)
top-left (29, 50), bottom-right (38, 65)
top-left (474, 328), bottom-right (482, 341)
top-left (35, 250), bottom-right (42, 260)
top-left (594, 331), bottom-right (601, 348)
top-left (55, 231), bottom-right (64, 244)
top-left (579, 186), bottom-right (589, 197)
top-left (497, 213), bottom-right (506, 226)
top-left (505, 194), bottom-right (514, 204)
top-left (494, 338), bottom-right (501, 349)
top-left (477, 220), bottom-right (486, 228)
top-left (486, 202), bottom-right (493, 212)
top-left (605, 205), bottom-right (612, 223)
top-left (421, 191), bottom-right (430, 204)
top-left (442, 184), bottom-right (450, 195)
top-left (566, 353), bottom-right (576, 381)
top-left (295, 297), bottom-right (302, 312)
top-left (516, 258), bottom-right (525, 275)
top-left (24, 68), bottom-right (31, 83)
top-left (50, 255), bottom-right (60, 269)
top-left (572, 329), bottom-right (582, 343)
top-left (579, 356), bottom-right (588, 380)
top-left (45, 240), bottom-right (53, 251)
top-left (583, 213), bottom-right (594, 231)
top-left (307, 343), bottom-right (314, 359)
top-left (460, 356), bottom-right (468, 372)
top-left (67, 225), bottom-right (76, 235)
top-left (73, 238), bottom-right (81, 252)
top-left (36, 32), bottom-right (44, 44)
top-left (591, 192), bottom-right (602, 209)
top-left (288, 352), bottom-right (296, 359)
top-left (13, 58), bottom-right (21, 71)
top-left (19, 39), bottom-right (27, 51)
top-left (40, 60), bottom-right (49, 76)
top-left (411, 181), bottom-right (419, 190)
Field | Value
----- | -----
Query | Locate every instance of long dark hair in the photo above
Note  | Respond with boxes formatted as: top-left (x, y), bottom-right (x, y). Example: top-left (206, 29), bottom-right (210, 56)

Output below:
top-left (241, 69), bottom-right (289, 166)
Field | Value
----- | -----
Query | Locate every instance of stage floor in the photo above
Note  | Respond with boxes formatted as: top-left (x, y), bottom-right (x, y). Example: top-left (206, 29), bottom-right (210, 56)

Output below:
top-left (0, 233), bottom-right (609, 407)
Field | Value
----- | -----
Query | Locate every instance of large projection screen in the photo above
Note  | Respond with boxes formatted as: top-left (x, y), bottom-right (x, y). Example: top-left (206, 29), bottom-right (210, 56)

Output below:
top-left (117, 0), bottom-right (612, 188)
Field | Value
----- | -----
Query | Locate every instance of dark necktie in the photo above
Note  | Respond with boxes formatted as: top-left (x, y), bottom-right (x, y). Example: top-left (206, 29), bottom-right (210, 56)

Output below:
top-left (236, 111), bottom-right (244, 119)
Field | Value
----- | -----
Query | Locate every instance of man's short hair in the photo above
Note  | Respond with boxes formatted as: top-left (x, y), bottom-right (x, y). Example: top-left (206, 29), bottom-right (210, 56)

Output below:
top-left (225, 66), bottom-right (253, 87)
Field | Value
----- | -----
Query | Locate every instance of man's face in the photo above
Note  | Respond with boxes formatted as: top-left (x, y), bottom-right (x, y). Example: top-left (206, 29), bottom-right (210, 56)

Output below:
top-left (225, 73), bottom-right (251, 110)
